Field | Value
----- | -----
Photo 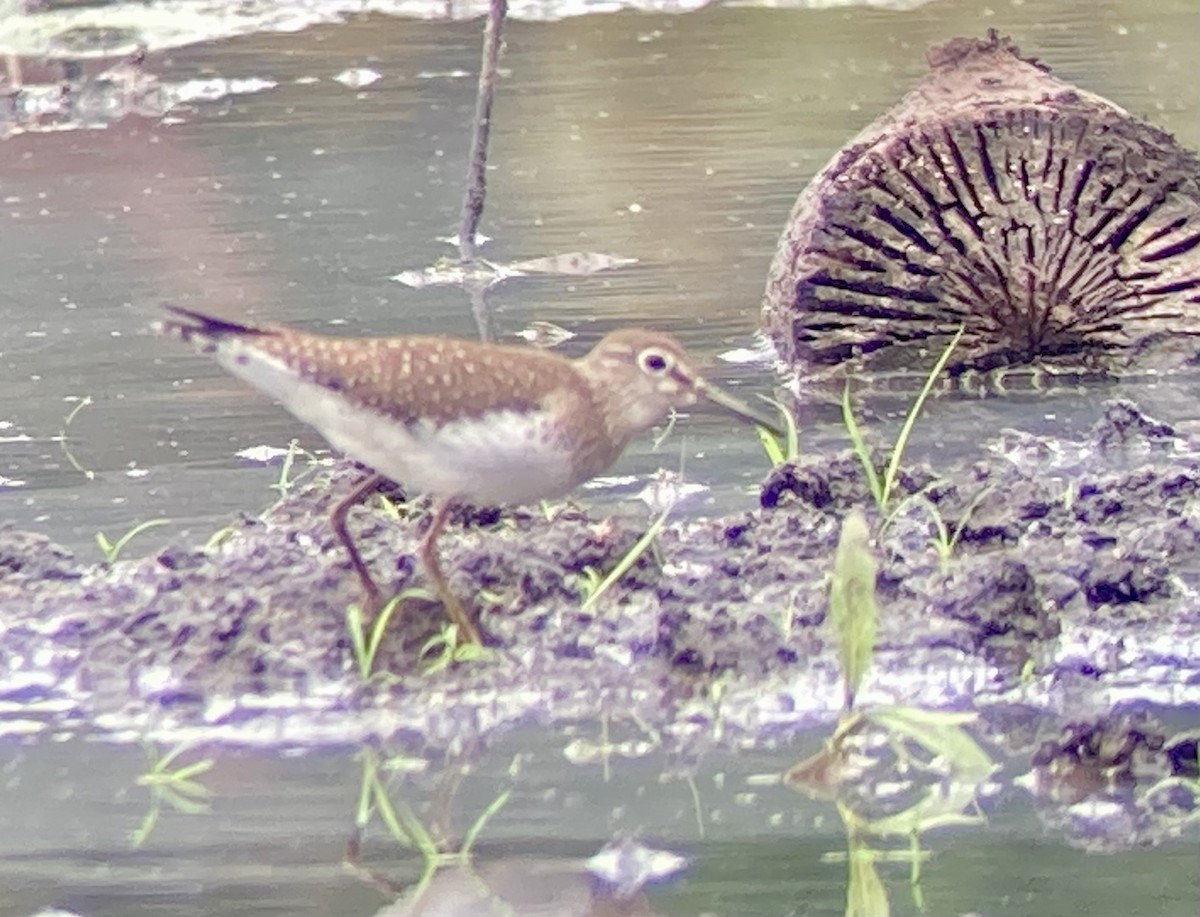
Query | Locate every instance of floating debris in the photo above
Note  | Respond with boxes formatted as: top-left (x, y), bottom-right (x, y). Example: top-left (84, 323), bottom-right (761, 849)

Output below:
top-left (437, 230), bottom-right (493, 247)
top-left (0, 56), bottom-right (276, 138)
top-left (391, 251), bottom-right (637, 289)
top-left (235, 444), bottom-right (296, 464)
top-left (507, 251), bottom-right (639, 275)
top-left (332, 67), bottom-right (381, 88)
top-left (636, 469), bottom-right (708, 513)
top-left (514, 320), bottom-right (576, 348)
top-left (763, 31), bottom-right (1200, 380)
top-left (586, 837), bottom-right (688, 898)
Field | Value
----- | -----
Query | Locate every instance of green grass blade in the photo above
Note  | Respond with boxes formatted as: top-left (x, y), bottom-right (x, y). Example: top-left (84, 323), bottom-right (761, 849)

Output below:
top-left (841, 380), bottom-right (883, 508)
top-left (879, 326), bottom-right (964, 510)
top-left (582, 509), bottom-right (670, 610)
top-left (946, 482), bottom-right (995, 554)
top-left (345, 604), bottom-right (370, 681)
top-left (96, 519), bottom-right (170, 563)
top-left (756, 396), bottom-right (800, 465)
top-left (758, 425), bottom-right (786, 466)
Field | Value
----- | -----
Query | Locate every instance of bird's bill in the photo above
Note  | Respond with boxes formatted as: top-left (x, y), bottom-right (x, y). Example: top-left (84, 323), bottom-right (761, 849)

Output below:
top-left (698, 382), bottom-right (787, 436)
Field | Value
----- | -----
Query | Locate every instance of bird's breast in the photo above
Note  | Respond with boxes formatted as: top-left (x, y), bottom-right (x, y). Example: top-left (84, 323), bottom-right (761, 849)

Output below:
top-left (292, 380), bottom-right (586, 504)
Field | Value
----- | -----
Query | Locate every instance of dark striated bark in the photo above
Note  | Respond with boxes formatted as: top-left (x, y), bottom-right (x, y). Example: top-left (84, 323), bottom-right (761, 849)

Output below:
top-left (763, 31), bottom-right (1200, 380)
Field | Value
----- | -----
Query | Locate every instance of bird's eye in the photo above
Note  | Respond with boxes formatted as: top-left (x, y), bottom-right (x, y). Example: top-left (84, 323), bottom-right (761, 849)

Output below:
top-left (639, 348), bottom-right (672, 374)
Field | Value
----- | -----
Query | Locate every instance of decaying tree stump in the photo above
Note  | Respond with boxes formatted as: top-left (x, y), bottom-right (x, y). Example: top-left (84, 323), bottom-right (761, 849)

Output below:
top-left (762, 31), bottom-right (1200, 381)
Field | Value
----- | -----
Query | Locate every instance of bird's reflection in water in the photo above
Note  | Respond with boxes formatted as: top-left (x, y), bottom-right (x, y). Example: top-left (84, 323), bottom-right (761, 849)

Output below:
top-left (374, 838), bottom-right (687, 917)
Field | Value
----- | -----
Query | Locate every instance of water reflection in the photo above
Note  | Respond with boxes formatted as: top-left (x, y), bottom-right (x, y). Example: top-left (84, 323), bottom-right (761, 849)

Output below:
top-left (2, 3), bottom-right (1199, 917)
top-left (2, 712), bottom-right (1197, 916)
top-left (344, 741), bottom-right (690, 915)
top-left (1019, 711), bottom-right (1200, 852)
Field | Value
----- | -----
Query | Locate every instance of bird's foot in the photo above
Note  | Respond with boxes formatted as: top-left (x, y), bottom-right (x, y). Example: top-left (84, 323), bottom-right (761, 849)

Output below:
top-left (436, 588), bottom-right (483, 647)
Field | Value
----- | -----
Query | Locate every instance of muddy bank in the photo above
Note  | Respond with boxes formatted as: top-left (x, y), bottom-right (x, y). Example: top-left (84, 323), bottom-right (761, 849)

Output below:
top-left (1, 399), bottom-right (1198, 753)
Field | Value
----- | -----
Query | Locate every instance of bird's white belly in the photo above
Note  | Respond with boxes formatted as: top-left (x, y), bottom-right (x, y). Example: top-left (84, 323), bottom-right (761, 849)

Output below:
top-left (358, 408), bottom-right (578, 505)
top-left (220, 347), bottom-right (578, 505)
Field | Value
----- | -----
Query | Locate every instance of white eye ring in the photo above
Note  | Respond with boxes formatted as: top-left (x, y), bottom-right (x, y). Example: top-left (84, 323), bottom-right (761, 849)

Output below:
top-left (638, 348), bottom-right (673, 375)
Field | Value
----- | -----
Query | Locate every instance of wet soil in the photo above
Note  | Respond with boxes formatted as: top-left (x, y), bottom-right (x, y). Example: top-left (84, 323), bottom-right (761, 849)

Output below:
top-left (2, 398), bottom-right (1198, 754)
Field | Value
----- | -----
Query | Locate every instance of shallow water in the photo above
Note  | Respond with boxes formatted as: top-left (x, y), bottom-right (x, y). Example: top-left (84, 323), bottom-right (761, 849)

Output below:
top-left (2, 1), bottom-right (1199, 915)
top-left (2, 720), bottom-right (1198, 917)
top-left (2, 0), bottom-right (1197, 556)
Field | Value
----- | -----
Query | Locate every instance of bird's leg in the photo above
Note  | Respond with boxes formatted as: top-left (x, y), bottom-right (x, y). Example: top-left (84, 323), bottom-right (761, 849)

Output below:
top-left (418, 498), bottom-right (483, 646)
top-left (329, 471), bottom-right (388, 617)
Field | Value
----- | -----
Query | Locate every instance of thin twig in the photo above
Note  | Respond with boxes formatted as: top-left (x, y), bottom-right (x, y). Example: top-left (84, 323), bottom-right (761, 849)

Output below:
top-left (457, 0), bottom-right (507, 262)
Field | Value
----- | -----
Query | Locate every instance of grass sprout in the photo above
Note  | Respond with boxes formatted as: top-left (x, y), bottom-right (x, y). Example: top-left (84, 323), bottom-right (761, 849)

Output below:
top-left (756, 396), bottom-right (800, 465)
top-left (96, 519), bottom-right (170, 563)
top-left (270, 438), bottom-right (322, 498)
top-left (574, 565), bottom-right (605, 603)
top-left (843, 327), bottom-right (964, 515)
top-left (377, 492), bottom-right (404, 519)
top-left (420, 621), bottom-right (491, 673)
top-left (202, 524), bottom-right (239, 553)
top-left (651, 408), bottom-right (679, 451)
top-left (581, 507), bottom-right (670, 610)
top-left (345, 588), bottom-right (431, 680)
top-left (886, 484), bottom-right (993, 571)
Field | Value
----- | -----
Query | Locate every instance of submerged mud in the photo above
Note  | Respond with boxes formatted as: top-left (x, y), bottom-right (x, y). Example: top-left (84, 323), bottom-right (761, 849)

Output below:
top-left (1, 399), bottom-right (1197, 756)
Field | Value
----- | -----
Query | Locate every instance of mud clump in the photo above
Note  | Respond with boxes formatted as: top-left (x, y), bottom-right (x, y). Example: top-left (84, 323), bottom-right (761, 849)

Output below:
top-left (763, 31), bottom-right (1200, 380)
top-left (2, 401), bottom-right (1199, 752)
